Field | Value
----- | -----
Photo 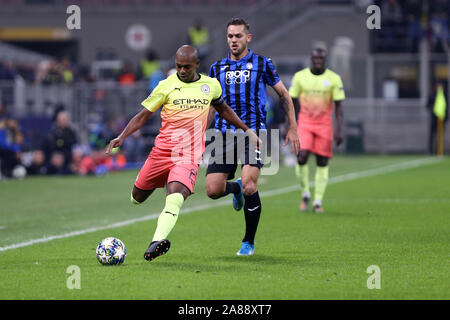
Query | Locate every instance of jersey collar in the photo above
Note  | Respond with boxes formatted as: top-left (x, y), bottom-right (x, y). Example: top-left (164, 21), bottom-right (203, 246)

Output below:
top-left (227, 49), bottom-right (253, 64)
top-left (309, 68), bottom-right (327, 76)
top-left (175, 72), bottom-right (202, 83)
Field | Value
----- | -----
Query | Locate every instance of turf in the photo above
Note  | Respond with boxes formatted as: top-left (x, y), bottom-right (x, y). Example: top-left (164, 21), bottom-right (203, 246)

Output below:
top-left (0, 155), bottom-right (449, 299)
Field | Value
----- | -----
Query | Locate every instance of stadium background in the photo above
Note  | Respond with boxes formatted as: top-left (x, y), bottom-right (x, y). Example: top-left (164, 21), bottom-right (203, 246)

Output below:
top-left (0, 0), bottom-right (448, 174)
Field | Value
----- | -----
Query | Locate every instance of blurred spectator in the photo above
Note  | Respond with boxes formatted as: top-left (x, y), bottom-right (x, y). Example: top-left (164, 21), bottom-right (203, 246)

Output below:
top-left (0, 103), bottom-right (24, 178)
top-left (429, 0), bottom-right (449, 52)
top-left (118, 61), bottom-right (136, 87)
top-left (16, 63), bottom-right (37, 83)
top-left (140, 49), bottom-right (164, 91)
top-left (140, 49), bottom-right (160, 79)
top-left (188, 18), bottom-right (210, 73)
top-left (88, 117), bottom-right (116, 151)
top-left (0, 61), bottom-right (18, 81)
top-left (405, 0), bottom-right (423, 52)
top-left (35, 58), bottom-right (75, 85)
top-left (58, 57), bottom-right (75, 84)
top-left (122, 130), bottom-right (147, 163)
top-left (46, 152), bottom-right (71, 175)
top-left (104, 150), bottom-right (127, 171)
top-left (42, 110), bottom-right (78, 172)
top-left (25, 149), bottom-right (47, 175)
top-left (36, 60), bottom-right (52, 83)
top-left (381, 0), bottom-right (404, 52)
top-left (76, 148), bottom-right (126, 176)
top-left (69, 146), bottom-right (84, 175)
top-left (75, 149), bottom-right (103, 176)
top-left (382, 0), bottom-right (403, 25)
top-left (78, 115), bottom-right (128, 175)
top-left (52, 104), bottom-right (66, 123)
top-left (41, 60), bottom-right (64, 85)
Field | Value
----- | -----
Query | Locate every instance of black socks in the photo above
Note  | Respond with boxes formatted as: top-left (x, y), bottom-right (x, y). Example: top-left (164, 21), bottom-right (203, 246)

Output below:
top-left (243, 191), bottom-right (261, 245)
top-left (224, 181), bottom-right (241, 196)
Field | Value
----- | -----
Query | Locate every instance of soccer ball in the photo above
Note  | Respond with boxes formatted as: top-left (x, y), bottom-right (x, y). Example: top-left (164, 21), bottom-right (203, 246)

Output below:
top-left (96, 237), bottom-right (127, 265)
top-left (12, 165), bottom-right (27, 179)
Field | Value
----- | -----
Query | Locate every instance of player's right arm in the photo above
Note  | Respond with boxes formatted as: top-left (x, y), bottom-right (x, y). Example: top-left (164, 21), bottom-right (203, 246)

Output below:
top-left (106, 80), bottom-right (166, 154)
top-left (292, 98), bottom-right (300, 114)
top-left (106, 108), bottom-right (153, 154)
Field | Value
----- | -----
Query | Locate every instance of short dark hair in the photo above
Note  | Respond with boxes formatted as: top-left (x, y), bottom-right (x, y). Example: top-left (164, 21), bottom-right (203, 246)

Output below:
top-left (227, 18), bottom-right (250, 32)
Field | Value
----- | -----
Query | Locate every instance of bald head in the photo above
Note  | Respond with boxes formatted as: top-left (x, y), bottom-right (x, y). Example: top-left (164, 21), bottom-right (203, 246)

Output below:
top-left (176, 45), bottom-right (199, 61)
top-left (56, 110), bottom-right (69, 129)
top-left (175, 45), bottom-right (200, 82)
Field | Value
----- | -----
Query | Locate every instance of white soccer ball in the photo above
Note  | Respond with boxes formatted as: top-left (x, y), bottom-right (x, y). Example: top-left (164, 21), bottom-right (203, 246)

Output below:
top-left (96, 237), bottom-right (127, 265)
top-left (12, 165), bottom-right (27, 179)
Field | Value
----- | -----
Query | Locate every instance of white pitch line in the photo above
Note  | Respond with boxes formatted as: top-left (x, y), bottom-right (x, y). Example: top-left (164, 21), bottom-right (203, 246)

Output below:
top-left (259, 157), bottom-right (442, 197)
top-left (0, 157), bottom-right (442, 252)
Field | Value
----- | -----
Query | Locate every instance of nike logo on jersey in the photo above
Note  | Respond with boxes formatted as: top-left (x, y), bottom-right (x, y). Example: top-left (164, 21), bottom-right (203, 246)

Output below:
top-left (247, 206), bottom-right (260, 212)
top-left (164, 211), bottom-right (177, 217)
top-left (221, 65), bottom-right (229, 71)
top-left (174, 87), bottom-right (181, 91)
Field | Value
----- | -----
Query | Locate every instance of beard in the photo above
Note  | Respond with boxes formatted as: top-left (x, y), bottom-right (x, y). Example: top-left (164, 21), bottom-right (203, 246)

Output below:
top-left (230, 45), bottom-right (245, 58)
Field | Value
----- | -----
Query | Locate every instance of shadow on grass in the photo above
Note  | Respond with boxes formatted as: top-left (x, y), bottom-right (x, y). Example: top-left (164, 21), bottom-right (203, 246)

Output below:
top-left (148, 253), bottom-right (313, 273)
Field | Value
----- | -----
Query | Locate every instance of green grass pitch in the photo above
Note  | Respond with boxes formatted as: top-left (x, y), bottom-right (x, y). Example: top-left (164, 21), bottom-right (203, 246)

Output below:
top-left (0, 155), bottom-right (449, 300)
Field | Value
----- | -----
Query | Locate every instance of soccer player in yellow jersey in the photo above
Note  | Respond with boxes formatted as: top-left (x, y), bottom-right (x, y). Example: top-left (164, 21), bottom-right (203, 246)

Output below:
top-left (289, 48), bottom-right (345, 213)
top-left (106, 45), bottom-right (260, 261)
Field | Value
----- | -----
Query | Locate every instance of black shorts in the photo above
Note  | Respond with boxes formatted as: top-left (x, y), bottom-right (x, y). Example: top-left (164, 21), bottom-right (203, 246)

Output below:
top-left (205, 131), bottom-right (264, 181)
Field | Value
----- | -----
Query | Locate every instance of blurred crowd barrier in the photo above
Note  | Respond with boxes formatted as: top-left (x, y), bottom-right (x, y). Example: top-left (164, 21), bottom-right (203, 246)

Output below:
top-left (1, 52), bottom-right (449, 160)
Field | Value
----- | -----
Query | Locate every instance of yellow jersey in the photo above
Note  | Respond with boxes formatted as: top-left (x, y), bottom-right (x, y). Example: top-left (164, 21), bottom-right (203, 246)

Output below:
top-left (141, 73), bottom-right (223, 163)
top-left (289, 68), bottom-right (345, 126)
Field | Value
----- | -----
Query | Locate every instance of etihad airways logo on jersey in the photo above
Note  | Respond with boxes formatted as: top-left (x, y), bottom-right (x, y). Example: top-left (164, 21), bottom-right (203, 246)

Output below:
top-left (225, 69), bottom-right (250, 85)
top-left (173, 98), bottom-right (209, 110)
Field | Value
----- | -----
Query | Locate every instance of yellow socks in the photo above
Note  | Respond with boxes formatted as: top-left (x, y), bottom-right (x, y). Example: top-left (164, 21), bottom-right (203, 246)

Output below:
top-left (295, 163), bottom-right (310, 195)
top-left (314, 166), bottom-right (329, 203)
top-left (131, 192), bottom-right (141, 205)
top-left (152, 193), bottom-right (185, 242)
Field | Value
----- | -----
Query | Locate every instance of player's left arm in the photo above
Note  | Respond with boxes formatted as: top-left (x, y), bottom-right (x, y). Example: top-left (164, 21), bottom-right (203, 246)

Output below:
top-left (272, 81), bottom-right (300, 155)
top-left (334, 101), bottom-right (343, 146)
top-left (206, 64), bottom-right (218, 129)
top-left (206, 106), bottom-right (216, 129)
top-left (332, 74), bottom-right (345, 147)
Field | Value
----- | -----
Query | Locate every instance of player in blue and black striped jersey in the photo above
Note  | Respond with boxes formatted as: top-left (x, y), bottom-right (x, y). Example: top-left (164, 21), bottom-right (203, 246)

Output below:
top-left (205, 18), bottom-right (299, 256)
top-left (209, 45), bottom-right (279, 133)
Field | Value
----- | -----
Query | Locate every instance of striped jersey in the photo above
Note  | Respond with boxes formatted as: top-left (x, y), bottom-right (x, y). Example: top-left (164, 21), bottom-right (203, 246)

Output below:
top-left (209, 49), bottom-right (280, 133)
